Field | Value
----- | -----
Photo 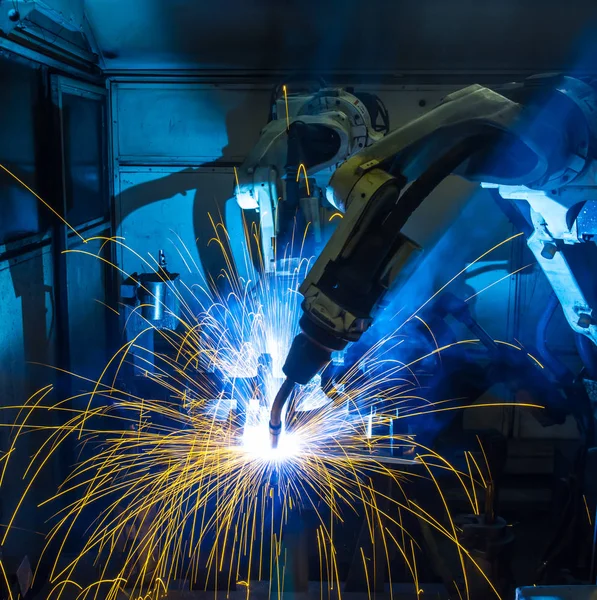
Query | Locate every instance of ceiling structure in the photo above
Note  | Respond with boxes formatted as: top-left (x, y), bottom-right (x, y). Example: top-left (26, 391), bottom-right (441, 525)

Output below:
top-left (83, 0), bottom-right (597, 75)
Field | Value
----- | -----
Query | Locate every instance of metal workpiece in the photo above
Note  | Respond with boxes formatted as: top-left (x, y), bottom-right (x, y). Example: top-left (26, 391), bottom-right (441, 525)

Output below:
top-left (121, 250), bottom-right (181, 330)
top-left (119, 250), bottom-right (181, 377)
top-left (134, 251), bottom-right (180, 326)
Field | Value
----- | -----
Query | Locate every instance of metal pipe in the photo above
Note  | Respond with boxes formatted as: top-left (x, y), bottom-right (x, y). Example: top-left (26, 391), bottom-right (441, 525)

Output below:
top-left (269, 378), bottom-right (295, 448)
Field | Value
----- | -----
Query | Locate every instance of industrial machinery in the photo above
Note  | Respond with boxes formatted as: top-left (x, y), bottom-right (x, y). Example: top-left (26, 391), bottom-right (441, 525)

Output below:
top-left (234, 80), bottom-right (389, 272)
top-left (120, 249), bottom-right (181, 376)
top-left (235, 75), bottom-right (597, 448)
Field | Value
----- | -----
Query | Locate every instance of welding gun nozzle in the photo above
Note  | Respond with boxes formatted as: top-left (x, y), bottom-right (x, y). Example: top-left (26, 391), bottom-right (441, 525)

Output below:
top-left (269, 378), bottom-right (295, 449)
top-left (269, 421), bottom-right (282, 449)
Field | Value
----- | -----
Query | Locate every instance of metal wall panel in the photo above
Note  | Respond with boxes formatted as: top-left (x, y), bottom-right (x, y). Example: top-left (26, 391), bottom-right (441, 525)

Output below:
top-left (0, 244), bottom-right (57, 558)
top-left (0, 41), bottom-right (109, 567)
top-left (65, 232), bottom-right (112, 385)
top-left (113, 83), bottom-right (271, 164)
top-left (116, 167), bottom-right (251, 309)
top-left (0, 56), bottom-right (44, 242)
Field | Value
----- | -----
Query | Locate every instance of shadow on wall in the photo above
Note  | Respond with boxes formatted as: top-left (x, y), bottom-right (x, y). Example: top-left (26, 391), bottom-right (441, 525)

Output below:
top-left (116, 91), bottom-right (264, 291)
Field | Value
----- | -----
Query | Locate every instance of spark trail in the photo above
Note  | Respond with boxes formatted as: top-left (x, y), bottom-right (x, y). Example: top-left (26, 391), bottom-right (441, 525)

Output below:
top-left (0, 164), bottom-right (543, 600)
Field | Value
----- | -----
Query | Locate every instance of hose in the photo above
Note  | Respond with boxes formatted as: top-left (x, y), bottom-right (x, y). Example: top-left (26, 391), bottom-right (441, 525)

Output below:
top-left (269, 378), bottom-right (295, 448)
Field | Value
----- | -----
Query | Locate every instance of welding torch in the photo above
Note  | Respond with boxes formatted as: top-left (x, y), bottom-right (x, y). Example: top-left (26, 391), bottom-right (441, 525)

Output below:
top-left (268, 83), bottom-right (540, 448)
top-left (269, 325), bottom-right (349, 448)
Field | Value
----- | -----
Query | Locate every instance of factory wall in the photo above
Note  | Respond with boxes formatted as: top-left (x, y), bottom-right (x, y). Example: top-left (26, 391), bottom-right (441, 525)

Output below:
top-left (0, 53), bottom-right (58, 563)
top-left (0, 49), bottom-right (110, 566)
top-left (109, 78), bottom-right (580, 441)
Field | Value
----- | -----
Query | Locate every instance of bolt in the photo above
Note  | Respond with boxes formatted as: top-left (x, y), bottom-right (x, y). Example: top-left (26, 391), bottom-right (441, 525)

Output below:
top-left (418, 99), bottom-right (427, 108)
top-left (358, 142), bottom-right (363, 147)
top-left (541, 242), bottom-right (558, 260)
top-left (578, 313), bottom-right (593, 329)
top-left (354, 115), bottom-right (360, 122)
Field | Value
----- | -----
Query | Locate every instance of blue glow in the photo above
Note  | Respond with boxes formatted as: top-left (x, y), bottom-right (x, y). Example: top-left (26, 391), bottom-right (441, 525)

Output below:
top-left (325, 184), bottom-right (343, 212)
top-left (234, 185), bottom-right (258, 210)
top-left (295, 374), bottom-right (331, 412)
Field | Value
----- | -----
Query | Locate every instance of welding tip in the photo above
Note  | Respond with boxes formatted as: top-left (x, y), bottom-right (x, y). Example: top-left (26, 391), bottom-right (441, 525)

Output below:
top-left (269, 378), bottom-right (295, 449)
top-left (269, 420), bottom-right (282, 449)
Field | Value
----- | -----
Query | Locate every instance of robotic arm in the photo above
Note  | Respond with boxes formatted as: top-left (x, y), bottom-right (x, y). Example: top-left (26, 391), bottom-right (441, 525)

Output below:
top-left (234, 85), bottom-right (386, 271)
top-left (269, 75), bottom-right (597, 447)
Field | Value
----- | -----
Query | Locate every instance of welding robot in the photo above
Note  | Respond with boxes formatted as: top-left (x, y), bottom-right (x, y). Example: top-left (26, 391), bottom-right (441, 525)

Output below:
top-left (234, 74), bottom-right (597, 449)
top-left (234, 80), bottom-right (389, 269)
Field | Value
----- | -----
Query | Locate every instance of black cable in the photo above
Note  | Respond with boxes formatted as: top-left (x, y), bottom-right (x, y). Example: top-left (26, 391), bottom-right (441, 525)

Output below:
top-left (374, 95), bottom-right (390, 135)
top-left (353, 92), bottom-right (391, 135)
top-left (384, 134), bottom-right (498, 232)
